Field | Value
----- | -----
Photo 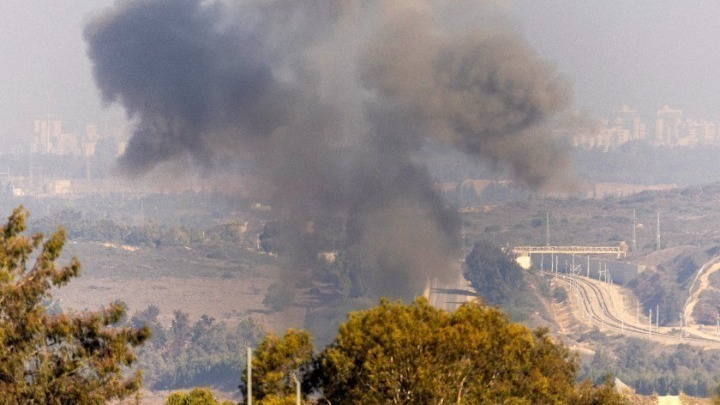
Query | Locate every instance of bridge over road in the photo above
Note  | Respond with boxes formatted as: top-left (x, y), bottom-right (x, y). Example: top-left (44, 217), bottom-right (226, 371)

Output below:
top-left (511, 245), bottom-right (628, 258)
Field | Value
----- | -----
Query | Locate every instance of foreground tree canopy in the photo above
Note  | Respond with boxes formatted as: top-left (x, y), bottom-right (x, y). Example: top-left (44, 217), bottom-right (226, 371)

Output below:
top-left (246, 298), bottom-right (626, 404)
top-left (0, 207), bottom-right (149, 403)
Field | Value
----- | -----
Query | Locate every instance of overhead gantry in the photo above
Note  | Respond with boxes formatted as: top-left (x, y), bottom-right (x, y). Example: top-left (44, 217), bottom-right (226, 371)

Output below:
top-left (511, 245), bottom-right (627, 258)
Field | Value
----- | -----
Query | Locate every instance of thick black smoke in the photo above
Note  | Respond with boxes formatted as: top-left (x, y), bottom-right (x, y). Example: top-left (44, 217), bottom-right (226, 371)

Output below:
top-left (85, 0), bottom-right (572, 299)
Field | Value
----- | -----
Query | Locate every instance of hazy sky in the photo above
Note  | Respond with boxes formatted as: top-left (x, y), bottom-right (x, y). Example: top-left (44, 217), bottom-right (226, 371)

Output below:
top-left (513, 0), bottom-right (720, 119)
top-left (2, 1), bottom-right (720, 145)
top-left (0, 0), bottom-right (116, 145)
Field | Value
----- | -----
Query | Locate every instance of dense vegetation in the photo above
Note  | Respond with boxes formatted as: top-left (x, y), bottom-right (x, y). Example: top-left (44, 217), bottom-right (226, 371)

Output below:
top-left (243, 298), bottom-right (626, 404)
top-left (581, 338), bottom-right (720, 397)
top-left (129, 306), bottom-right (264, 391)
top-left (0, 207), bottom-right (149, 403)
top-left (463, 240), bottom-right (548, 322)
top-left (464, 240), bottom-right (525, 304)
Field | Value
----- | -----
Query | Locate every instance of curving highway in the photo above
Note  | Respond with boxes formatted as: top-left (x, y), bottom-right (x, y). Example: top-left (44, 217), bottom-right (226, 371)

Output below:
top-left (554, 274), bottom-right (720, 346)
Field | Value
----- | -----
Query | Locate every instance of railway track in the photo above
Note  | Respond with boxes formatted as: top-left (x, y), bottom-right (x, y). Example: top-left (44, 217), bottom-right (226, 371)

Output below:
top-left (554, 274), bottom-right (720, 346)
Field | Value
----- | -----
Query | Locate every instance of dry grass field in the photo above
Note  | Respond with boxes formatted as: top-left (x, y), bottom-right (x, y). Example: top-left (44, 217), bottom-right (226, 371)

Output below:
top-left (52, 242), bottom-right (305, 333)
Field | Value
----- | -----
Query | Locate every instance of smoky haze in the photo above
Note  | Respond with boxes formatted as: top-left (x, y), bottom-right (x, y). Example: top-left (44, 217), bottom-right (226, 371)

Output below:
top-left (84, 0), bottom-right (572, 300)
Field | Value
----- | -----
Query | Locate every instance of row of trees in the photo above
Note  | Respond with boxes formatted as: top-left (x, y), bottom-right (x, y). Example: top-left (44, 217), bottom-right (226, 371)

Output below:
top-left (31, 209), bottom-right (257, 250)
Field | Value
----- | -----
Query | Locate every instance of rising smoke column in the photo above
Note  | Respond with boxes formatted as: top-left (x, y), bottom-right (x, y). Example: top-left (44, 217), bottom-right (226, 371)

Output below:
top-left (360, 3), bottom-right (572, 188)
top-left (85, 0), bottom-right (572, 300)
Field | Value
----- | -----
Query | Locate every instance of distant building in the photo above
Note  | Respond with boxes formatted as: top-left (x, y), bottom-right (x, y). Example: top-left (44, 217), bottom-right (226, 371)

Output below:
top-left (32, 117), bottom-right (80, 156)
top-left (82, 123), bottom-right (100, 157)
top-left (685, 118), bottom-right (716, 145)
top-left (603, 126), bottom-right (630, 148)
top-left (613, 105), bottom-right (645, 142)
top-left (655, 105), bottom-right (683, 145)
top-left (562, 104), bottom-right (720, 149)
top-left (30, 117), bottom-right (131, 158)
top-left (555, 111), bottom-right (603, 149)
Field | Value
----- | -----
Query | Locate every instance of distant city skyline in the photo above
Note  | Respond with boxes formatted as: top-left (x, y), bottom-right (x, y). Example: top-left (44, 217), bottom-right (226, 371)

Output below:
top-left (2, 1), bottom-right (720, 146)
top-left (564, 103), bottom-right (720, 149)
top-left (513, 0), bottom-right (720, 120)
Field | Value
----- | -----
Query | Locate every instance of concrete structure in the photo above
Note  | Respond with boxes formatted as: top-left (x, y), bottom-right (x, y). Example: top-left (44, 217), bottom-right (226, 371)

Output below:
top-left (614, 105), bottom-right (645, 142)
top-left (511, 245), bottom-right (628, 258)
top-left (655, 105), bottom-right (683, 145)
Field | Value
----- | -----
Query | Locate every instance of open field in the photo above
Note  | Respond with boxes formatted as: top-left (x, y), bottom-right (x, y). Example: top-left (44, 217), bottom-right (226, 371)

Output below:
top-left (52, 242), bottom-right (305, 332)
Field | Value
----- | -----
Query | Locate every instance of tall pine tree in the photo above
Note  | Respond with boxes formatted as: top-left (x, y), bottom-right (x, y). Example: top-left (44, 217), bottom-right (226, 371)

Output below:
top-left (0, 207), bottom-right (149, 403)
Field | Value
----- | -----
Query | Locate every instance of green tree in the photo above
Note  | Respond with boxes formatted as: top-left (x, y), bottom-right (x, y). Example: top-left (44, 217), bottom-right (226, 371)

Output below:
top-left (130, 304), bottom-right (167, 347)
top-left (315, 298), bottom-right (579, 404)
top-left (165, 387), bottom-right (234, 405)
top-left (132, 306), bottom-right (264, 390)
top-left (569, 376), bottom-right (627, 405)
top-left (464, 240), bottom-right (525, 305)
top-left (241, 329), bottom-right (313, 404)
top-left (0, 207), bottom-right (150, 403)
top-left (243, 298), bottom-right (626, 403)
top-left (263, 282), bottom-right (296, 312)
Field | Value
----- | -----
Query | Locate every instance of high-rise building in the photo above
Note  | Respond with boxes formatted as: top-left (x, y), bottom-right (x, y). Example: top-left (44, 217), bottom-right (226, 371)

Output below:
top-left (686, 118), bottom-right (716, 145)
top-left (655, 105), bottom-right (683, 145)
top-left (31, 117), bottom-right (88, 156)
top-left (614, 105), bottom-right (645, 142)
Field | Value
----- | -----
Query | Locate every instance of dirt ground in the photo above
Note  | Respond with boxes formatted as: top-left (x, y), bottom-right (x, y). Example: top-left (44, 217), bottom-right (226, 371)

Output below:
top-left (53, 274), bottom-right (305, 331)
top-left (53, 242), bottom-right (306, 332)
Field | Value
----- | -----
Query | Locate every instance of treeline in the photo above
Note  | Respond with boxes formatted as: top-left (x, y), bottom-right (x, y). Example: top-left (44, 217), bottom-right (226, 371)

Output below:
top-left (127, 305), bottom-right (264, 391)
top-left (29, 209), bottom-right (258, 251)
top-left (581, 338), bottom-right (720, 397)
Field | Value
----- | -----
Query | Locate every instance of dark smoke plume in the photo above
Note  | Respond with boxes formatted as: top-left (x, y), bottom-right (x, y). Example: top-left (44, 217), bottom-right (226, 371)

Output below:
top-left (85, 0), bottom-right (572, 300)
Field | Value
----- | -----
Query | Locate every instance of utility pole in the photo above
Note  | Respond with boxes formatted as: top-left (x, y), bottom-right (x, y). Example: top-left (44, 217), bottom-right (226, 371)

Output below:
top-left (587, 256), bottom-right (590, 278)
top-left (556, 255), bottom-right (559, 277)
top-left (656, 304), bottom-right (660, 333)
top-left (656, 210), bottom-right (661, 251)
top-left (605, 262), bottom-right (608, 283)
top-left (649, 309), bottom-right (652, 339)
top-left (546, 212), bottom-right (550, 246)
top-left (632, 208), bottom-right (637, 253)
top-left (247, 347), bottom-right (252, 405)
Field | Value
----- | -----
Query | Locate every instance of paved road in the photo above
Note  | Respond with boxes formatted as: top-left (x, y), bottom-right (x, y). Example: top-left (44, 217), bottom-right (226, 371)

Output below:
top-left (425, 262), bottom-right (476, 312)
